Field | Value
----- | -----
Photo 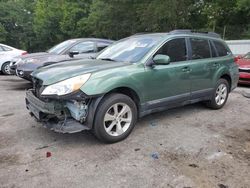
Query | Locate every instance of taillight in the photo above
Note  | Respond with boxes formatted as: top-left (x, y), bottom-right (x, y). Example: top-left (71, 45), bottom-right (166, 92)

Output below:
top-left (21, 51), bottom-right (28, 56)
top-left (234, 57), bottom-right (238, 63)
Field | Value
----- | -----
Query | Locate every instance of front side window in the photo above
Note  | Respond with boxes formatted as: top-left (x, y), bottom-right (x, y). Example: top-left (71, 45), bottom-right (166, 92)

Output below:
top-left (97, 36), bottom-right (162, 63)
top-left (191, 38), bottom-right (210, 60)
top-left (70, 41), bottom-right (95, 53)
top-left (213, 40), bottom-right (230, 57)
top-left (0, 46), bottom-right (4, 52)
top-left (155, 38), bottom-right (187, 62)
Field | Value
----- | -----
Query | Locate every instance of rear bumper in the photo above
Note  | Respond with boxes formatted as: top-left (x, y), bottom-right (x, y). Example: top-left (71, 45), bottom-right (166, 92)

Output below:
top-left (238, 72), bottom-right (250, 85)
top-left (25, 90), bottom-right (90, 133)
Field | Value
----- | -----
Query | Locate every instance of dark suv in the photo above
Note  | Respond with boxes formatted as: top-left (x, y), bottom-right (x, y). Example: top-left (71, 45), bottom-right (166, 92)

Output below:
top-left (25, 30), bottom-right (239, 143)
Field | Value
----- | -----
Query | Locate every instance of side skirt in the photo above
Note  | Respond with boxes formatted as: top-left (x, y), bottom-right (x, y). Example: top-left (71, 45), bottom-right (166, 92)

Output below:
top-left (139, 89), bottom-right (213, 118)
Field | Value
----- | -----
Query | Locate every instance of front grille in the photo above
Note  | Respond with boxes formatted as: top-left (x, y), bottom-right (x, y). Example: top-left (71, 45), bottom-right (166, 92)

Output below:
top-left (239, 68), bottom-right (250, 73)
top-left (32, 78), bottom-right (44, 98)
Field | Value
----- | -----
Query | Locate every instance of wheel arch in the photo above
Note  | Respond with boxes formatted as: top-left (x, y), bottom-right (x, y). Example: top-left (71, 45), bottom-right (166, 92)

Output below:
top-left (85, 86), bottom-right (141, 130)
top-left (220, 74), bottom-right (232, 91)
top-left (104, 87), bottom-right (141, 111)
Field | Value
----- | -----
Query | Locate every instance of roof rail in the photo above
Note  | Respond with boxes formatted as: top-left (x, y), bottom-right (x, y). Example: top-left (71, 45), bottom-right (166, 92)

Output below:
top-left (169, 30), bottom-right (221, 38)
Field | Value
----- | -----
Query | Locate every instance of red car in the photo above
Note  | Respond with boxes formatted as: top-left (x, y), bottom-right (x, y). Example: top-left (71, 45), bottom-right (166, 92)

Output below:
top-left (236, 52), bottom-right (250, 85)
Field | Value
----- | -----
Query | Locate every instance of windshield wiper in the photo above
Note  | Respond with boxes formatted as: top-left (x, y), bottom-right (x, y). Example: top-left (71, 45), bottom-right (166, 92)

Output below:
top-left (99, 58), bottom-right (116, 62)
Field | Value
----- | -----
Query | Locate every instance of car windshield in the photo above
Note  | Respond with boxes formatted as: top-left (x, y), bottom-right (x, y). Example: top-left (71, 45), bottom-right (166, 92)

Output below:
top-left (47, 40), bottom-right (76, 55)
top-left (243, 52), bottom-right (250, 59)
top-left (96, 35), bottom-right (162, 63)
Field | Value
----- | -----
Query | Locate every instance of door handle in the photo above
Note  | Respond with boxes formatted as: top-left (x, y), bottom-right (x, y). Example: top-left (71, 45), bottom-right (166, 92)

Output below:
top-left (182, 67), bottom-right (191, 72)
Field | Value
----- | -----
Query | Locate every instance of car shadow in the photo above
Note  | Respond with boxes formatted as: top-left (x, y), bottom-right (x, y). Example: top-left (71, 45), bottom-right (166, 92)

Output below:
top-left (137, 102), bottom-right (207, 128)
top-left (6, 82), bottom-right (32, 91)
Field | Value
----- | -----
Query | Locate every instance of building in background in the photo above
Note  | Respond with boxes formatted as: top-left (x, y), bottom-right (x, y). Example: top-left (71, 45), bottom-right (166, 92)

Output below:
top-left (226, 40), bottom-right (250, 55)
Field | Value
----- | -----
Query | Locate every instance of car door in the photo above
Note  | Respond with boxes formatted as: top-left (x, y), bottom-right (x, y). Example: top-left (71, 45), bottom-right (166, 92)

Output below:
top-left (143, 38), bottom-right (191, 108)
top-left (68, 41), bottom-right (96, 59)
top-left (187, 37), bottom-right (217, 99)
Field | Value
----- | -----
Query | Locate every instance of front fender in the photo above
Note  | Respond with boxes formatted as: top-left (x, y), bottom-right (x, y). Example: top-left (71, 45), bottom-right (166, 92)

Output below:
top-left (80, 63), bottom-right (145, 101)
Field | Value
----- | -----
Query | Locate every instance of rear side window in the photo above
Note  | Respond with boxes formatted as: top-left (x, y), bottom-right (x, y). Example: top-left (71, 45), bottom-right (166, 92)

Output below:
top-left (0, 46), bottom-right (4, 52)
top-left (190, 38), bottom-right (210, 59)
top-left (209, 41), bottom-right (218, 57)
top-left (213, 40), bottom-right (230, 57)
top-left (156, 38), bottom-right (187, 62)
top-left (70, 41), bottom-right (95, 53)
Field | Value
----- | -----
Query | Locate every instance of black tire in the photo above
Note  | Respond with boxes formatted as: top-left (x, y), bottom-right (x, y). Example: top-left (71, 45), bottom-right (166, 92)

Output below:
top-left (93, 93), bottom-right (138, 143)
top-left (206, 78), bottom-right (229, 109)
top-left (1, 62), bottom-right (11, 75)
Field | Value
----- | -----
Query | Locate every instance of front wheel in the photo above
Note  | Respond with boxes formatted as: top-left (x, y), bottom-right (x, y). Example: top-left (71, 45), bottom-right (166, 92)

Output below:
top-left (1, 62), bottom-right (11, 75)
top-left (93, 93), bottom-right (138, 143)
top-left (206, 78), bottom-right (229, 109)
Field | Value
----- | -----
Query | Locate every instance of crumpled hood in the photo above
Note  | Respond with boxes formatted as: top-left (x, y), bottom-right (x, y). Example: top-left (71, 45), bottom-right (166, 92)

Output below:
top-left (32, 59), bottom-right (130, 85)
top-left (237, 59), bottom-right (250, 69)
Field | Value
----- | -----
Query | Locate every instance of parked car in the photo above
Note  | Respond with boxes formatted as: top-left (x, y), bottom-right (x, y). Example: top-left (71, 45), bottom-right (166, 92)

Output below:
top-left (10, 38), bottom-right (114, 81)
top-left (25, 30), bottom-right (239, 143)
top-left (0, 43), bottom-right (27, 75)
top-left (235, 52), bottom-right (250, 85)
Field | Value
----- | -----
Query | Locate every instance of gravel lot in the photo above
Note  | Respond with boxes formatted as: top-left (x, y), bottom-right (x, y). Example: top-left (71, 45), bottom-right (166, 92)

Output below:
top-left (0, 75), bottom-right (250, 188)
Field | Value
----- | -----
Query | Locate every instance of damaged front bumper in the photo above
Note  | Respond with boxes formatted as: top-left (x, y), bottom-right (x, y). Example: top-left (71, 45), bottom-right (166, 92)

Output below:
top-left (26, 89), bottom-right (95, 133)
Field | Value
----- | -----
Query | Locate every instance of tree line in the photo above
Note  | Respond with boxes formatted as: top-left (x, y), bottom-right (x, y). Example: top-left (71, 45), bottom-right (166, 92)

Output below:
top-left (0, 0), bottom-right (249, 52)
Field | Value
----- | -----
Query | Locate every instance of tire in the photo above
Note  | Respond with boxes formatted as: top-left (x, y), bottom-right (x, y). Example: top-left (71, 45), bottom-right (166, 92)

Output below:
top-left (93, 93), bottom-right (138, 143)
top-left (1, 62), bottom-right (11, 75)
top-left (206, 78), bottom-right (229, 109)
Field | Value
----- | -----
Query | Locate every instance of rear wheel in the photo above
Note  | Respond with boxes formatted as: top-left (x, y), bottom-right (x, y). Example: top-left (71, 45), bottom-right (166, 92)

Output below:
top-left (93, 93), bottom-right (138, 143)
top-left (1, 62), bottom-right (11, 75)
top-left (206, 78), bottom-right (229, 109)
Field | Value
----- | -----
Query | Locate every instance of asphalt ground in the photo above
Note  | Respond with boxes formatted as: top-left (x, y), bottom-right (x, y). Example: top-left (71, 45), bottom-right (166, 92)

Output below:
top-left (0, 75), bottom-right (250, 188)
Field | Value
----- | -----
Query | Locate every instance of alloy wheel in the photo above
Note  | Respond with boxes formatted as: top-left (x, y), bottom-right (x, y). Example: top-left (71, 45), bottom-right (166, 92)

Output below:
top-left (215, 83), bottom-right (227, 106)
top-left (103, 103), bottom-right (132, 136)
top-left (4, 64), bottom-right (11, 75)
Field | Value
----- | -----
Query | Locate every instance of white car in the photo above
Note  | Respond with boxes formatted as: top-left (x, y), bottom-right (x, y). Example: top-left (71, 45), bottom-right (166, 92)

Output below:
top-left (0, 43), bottom-right (27, 75)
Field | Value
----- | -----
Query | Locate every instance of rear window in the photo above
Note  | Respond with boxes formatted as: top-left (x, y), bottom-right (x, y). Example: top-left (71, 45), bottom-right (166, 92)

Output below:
top-left (213, 40), bottom-right (230, 57)
top-left (190, 38), bottom-right (211, 59)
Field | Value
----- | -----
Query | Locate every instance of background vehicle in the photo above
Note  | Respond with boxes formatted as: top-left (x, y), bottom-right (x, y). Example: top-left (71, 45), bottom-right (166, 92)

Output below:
top-left (10, 38), bottom-right (114, 81)
top-left (26, 30), bottom-right (239, 143)
top-left (236, 52), bottom-right (250, 85)
top-left (0, 43), bottom-right (27, 75)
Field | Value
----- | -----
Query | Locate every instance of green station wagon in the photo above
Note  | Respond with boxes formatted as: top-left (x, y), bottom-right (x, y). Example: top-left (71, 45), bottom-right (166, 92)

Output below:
top-left (26, 30), bottom-right (239, 143)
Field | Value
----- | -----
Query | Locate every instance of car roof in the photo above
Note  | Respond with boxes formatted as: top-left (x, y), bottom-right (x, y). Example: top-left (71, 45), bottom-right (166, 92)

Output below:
top-left (66, 38), bottom-right (115, 43)
top-left (132, 30), bottom-right (222, 41)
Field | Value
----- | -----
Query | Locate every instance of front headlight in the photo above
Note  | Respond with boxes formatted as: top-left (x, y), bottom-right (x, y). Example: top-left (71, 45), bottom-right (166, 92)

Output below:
top-left (41, 74), bottom-right (91, 96)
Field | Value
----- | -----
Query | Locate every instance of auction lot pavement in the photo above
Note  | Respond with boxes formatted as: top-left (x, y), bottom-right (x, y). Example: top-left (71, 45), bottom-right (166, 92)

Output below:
top-left (0, 75), bottom-right (250, 188)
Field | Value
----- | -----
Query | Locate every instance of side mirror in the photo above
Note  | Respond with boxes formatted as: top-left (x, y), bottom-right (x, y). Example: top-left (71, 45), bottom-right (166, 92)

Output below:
top-left (153, 54), bottom-right (170, 65)
top-left (69, 51), bottom-right (79, 58)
